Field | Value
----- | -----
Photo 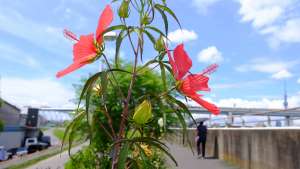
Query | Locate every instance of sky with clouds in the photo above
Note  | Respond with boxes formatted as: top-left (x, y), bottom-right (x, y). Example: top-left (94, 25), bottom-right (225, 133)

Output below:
top-left (0, 0), bottom-right (300, 125)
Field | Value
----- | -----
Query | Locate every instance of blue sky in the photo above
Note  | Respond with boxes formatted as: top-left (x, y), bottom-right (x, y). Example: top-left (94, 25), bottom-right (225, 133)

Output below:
top-left (0, 0), bottom-right (300, 125)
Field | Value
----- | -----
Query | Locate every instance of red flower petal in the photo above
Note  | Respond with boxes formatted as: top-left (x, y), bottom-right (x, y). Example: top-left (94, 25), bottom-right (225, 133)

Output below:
top-left (96, 4), bottom-right (114, 44)
top-left (180, 77), bottom-right (203, 98)
top-left (186, 74), bottom-right (210, 92)
top-left (164, 46), bottom-right (178, 80)
top-left (192, 98), bottom-right (221, 116)
top-left (73, 33), bottom-right (97, 62)
top-left (173, 44), bottom-right (192, 80)
top-left (56, 54), bottom-right (94, 78)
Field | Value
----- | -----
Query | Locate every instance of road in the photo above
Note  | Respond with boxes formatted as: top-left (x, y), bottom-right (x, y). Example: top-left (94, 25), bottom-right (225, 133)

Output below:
top-left (25, 141), bottom-right (89, 169)
top-left (164, 141), bottom-right (237, 169)
top-left (43, 127), bottom-right (64, 146)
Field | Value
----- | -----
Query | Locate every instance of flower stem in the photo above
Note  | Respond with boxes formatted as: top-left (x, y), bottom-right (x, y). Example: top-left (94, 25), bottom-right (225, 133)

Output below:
top-left (112, 38), bottom-right (141, 169)
top-left (93, 115), bottom-right (114, 140)
top-left (101, 94), bottom-right (116, 139)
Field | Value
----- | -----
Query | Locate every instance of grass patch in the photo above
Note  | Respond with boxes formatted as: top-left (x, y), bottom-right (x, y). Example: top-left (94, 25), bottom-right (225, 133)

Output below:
top-left (7, 141), bottom-right (84, 169)
top-left (41, 127), bottom-right (49, 131)
top-left (53, 129), bottom-right (83, 144)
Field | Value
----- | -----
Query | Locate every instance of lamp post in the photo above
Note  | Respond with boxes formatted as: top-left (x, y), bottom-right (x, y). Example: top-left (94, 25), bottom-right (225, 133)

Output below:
top-left (100, 32), bottom-right (118, 72)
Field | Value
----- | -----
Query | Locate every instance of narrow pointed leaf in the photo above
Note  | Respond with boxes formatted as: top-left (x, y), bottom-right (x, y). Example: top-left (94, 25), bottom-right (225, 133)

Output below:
top-left (61, 111), bottom-right (86, 155)
top-left (68, 112), bottom-right (86, 163)
top-left (141, 29), bottom-right (156, 45)
top-left (133, 138), bottom-right (177, 166)
top-left (160, 64), bottom-right (167, 92)
top-left (164, 95), bottom-right (197, 126)
top-left (132, 137), bottom-right (169, 151)
top-left (96, 25), bottom-right (126, 42)
top-left (87, 108), bottom-right (96, 145)
top-left (155, 7), bottom-right (168, 40)
top-left (117, 142), bottom-right (133, 169)
top-left (133, 143), bottom-right (152, 169)
top-left (100, 71), bottom-right (108, 104)
top-left (154, 4), bottom-right (182, 30)
top-left (99, 139), bottom-right (132, 160)
top-left (115, 27), bottom-right (127, 67)
top-left (167, 102), bottom-right (195, 155)
top-left (127, 155), bottom-right (157, 169)
top-left (144, 26), bottom-right (171, 43)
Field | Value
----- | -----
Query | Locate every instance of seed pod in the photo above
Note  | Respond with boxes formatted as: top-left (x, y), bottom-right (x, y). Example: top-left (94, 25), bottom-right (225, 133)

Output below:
top-left (154, 35), bottom-right (165, 52)
top-left (118, 0), bottom-right (130, 18)
top-left (143, 13), bottom-right (150, 25)
top-left (133, 100), bottom-right (152, 124)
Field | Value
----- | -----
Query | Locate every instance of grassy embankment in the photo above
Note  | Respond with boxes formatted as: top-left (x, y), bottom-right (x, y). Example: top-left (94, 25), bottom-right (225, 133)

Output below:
top-left (53, 129), bottom-right (83, 143)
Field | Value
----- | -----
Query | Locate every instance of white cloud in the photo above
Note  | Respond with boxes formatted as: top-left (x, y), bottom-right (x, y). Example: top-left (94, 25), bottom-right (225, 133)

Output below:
top-left (192, 0), bottom-right (221, 14)
top-left (210, 80), bottom-right (271, 89)
top-left (1, 77), bottom-right (76, 108)
top-left (235, 0), bottom-right (300, 48)
top-left (0, 7), bottom-right (73, 58)
top-left (236, 58), bottom-right (298, 73)
top-left (0, 41), bottom-right (44, 71)
top-left (260, 19), bottom-right (300, 48)
top-left (270, 69), bottom-right (293, 79)
top-left (235, 0), bottom-right (295, 28)
top-left (63, 8), bottom-right (87, 29)
top-left (184, 96), bottom-right (300, 109)
top-left (197, 46), bottom-right (224, 63)
top-left (211, 94), bottom-right (216, 97)
top-left (167, 29), bottom-right (197, 43)
top-left (298, 78), bottom-right (300, 83)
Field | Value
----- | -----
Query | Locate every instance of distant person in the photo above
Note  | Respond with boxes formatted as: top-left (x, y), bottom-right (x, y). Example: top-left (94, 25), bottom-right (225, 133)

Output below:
top-left (196, 121), bottom-right (207, 159)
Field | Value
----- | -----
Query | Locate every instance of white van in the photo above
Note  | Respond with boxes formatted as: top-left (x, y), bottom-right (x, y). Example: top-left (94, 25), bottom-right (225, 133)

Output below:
top-left (25, 138), bottom-right (37, 148)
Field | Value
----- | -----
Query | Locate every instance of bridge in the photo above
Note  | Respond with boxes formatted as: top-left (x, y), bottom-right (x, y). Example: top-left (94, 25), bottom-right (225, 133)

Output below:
top-left (187, 106), bottom-right (300, 126)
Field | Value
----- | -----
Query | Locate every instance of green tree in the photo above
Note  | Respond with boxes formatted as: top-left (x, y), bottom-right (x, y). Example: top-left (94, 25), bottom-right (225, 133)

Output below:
top-left (66, 59), bottom-right (179, 167)
top-left (0, 98), bottom-right (3, 107)
top-left (0, 117), bottom-right (4, 133)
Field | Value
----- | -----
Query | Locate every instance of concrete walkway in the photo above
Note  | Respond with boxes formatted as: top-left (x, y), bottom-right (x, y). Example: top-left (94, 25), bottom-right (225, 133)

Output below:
top-left (164, 141), bottom-right (237, 169)
top-left (25, 141), bottom-right (89, 169)
top-left (43, 127), bottom-right (64, 146)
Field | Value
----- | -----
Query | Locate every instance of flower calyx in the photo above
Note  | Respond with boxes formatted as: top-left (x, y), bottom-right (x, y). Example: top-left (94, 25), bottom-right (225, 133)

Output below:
top-left (154, 35), bottom-right (165, 52)
top-left (133, 100), bottom-right (152, 124)
top-left (93, 84), bottom-right (103, 96)
top-left (118, 0), bottom-right (131, 18)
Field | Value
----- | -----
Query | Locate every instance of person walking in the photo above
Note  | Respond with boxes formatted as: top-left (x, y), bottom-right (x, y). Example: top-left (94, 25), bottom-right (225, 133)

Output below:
top-left (196, 121), bottom-right (207, 159)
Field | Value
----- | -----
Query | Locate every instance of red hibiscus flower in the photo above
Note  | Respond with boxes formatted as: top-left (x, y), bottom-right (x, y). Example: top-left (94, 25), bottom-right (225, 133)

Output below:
top-left (165, 44), bottom-right (221, 115)
top-left (56, 4), bottom-right (113, 78)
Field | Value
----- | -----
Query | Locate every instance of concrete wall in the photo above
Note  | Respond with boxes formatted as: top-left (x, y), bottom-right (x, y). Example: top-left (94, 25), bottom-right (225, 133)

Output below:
top-left (166, 128), bottom-right (300, 169)
top-left (0, 131), bottom-right (25, 149)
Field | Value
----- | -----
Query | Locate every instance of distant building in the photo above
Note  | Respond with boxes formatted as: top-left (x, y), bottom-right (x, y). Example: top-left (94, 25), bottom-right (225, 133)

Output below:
top-left (276, 121), bottom-right (282, 127)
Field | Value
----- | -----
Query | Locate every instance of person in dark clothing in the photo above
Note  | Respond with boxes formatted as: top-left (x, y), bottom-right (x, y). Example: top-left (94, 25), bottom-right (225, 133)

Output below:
top-left (196, 121), bottom-right (207, 159)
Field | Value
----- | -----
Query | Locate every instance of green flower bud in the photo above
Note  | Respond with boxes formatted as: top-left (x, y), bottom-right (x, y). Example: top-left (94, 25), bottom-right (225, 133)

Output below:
top-left (118, 0), bottom-right (130, 18)
top-left (133, 100), bottom-right (152, 124)
top-left (143, 13), bottom-right (150, 25)
top-left (154, 35), bottom-right (165, 52)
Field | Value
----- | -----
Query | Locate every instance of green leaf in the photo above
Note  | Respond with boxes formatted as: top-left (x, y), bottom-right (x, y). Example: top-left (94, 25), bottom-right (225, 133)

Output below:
top-left (61, 111), bottom-right (86, 154)
top-left (160, 64), bottom-right (167, 92)
top-left (141, 29), bottom-right (156, 45)
top-left (96, 25), bottom-right (127, 42)
top-left (160, 97), bottom-right (167, 136)
top-left (90, 115), bottom-right (95, 145)
top-left (133, 93), bottom-right (159, 104)
top-left (167, 101), bottom-right (195, 155)
top-left (139, 30), bottom-right (144, 63)
top-left (110, 0), bottom-right (120, 3)
top-left (161, 63), bottom-right (175, 78)
top-left (133, 138), bottom-right (178, 166)
top-left (155, 7), bottom-right (168, 42)
top-left (133, 143), bottom-right (152, 169)
top-left (143, 26), bottom-right (171, 43)
top-left (129, 26), bottom-right (143, 44)
top-left (117, 142), bottom-right (133, 169)
top-left (127, 155), bottom-right (157, 169)
top-left (132, 137), bottom-right (169, 151)
top-left (68, 111), bottom-right (86, 163)
top-left (115, 27), bottom-right (127, 67)
top-left (154, 4), bottom-right (182, 30)
top-left (100, 71), bottom-right (108, 104)
top-left (99, 139), bottom-right (132, 160)
top-left (87, 108), bottom-right (96, 145)
top-left (164, 95), bottom-right (197, 126)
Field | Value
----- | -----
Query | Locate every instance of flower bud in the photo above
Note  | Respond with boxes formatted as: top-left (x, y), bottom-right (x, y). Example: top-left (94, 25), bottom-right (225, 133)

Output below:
top-left (118, 0), bottom-right (130, 18)
top-left (133, 100), bottom-right (152, 124)
top-left (154, 35), bottom-right (165, 52)
top-left (142, 13), bottom-right (150, 25)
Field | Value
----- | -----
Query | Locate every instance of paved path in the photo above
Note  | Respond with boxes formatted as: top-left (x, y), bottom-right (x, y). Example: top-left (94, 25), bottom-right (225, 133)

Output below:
top-left (43, 127), bottom-right (64, 146)
top-left (164, 141), bottom-right (237, 169)
top-left (25, 141), bottom-right (89, 169)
